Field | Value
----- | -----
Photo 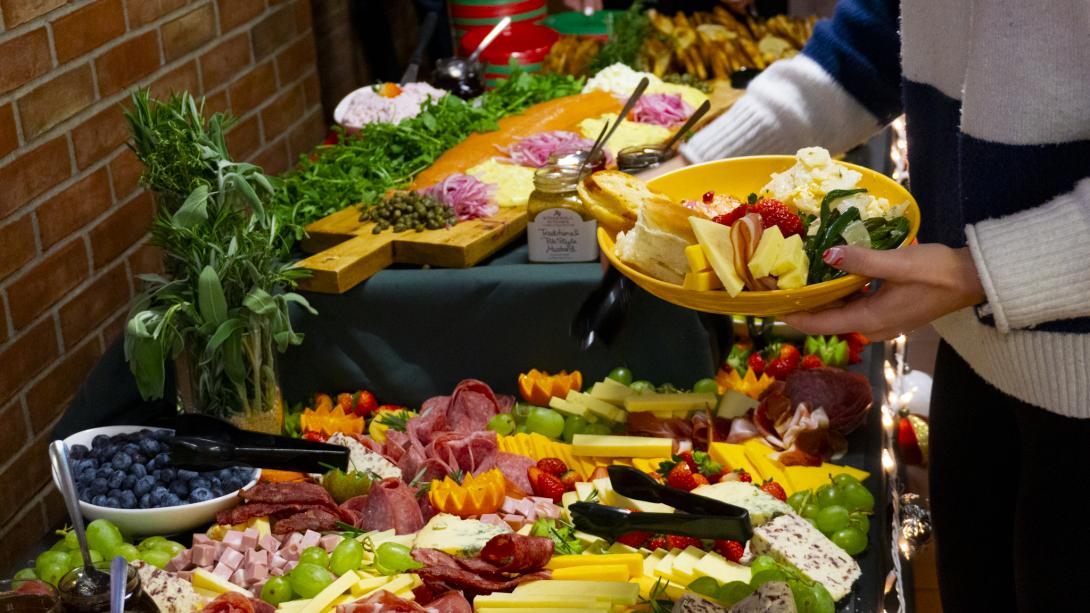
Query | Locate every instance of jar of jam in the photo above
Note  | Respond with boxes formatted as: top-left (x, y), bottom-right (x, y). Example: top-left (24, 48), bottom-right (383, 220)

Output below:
top-left (58, 563), bottom-right (157, 613)
top-left (431, 57), bottom-right (485, 99)
top-left (527, 164), bottom-right (599, 263)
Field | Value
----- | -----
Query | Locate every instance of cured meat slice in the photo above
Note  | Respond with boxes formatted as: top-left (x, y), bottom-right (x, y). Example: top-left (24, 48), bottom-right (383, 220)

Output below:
top-left (784, 368), bottom-right (872, 434)
top-left (447, 380), bottom-right (504, 434)
top-left (412, 566), bottom-right (550, 596)
top-left (412, 548), bottom-right (503, 577)
top-left (427, 591), bottom-right (473, 613)
top-left (238, 482), bottom-right (336, 507)
top-left (479, 534), bottom-right (554, 573)
top-left (336, 590), bottom-right (428, 613)
top-left (200, 592), bottom-right (274, 613)
top-left (356, 478), bottom-right (424, 534)
top-left (627, 412), bottom-right (694, 440)
top-left (216, 503), bottom-right (329, 526)
top-left (494, 452), bottom-right (534, 494)
top-left (271, 508), bottom-right (340, 534)
top-left (429, 430), bottom-right (498, 475)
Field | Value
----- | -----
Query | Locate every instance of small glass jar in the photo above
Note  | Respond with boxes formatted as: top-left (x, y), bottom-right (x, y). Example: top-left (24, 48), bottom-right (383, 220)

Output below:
top-left (0, 579), bottom-right (61, 613)
top-left (548, 149), bottom-right (608, 173)
top-left (526, 164), bottom-right (599, 263)
top-left (58, 563), bottom-right (157, 613)
top-left (432, 57), bottom-right (485, 99)
top-left (617, 145), bottom-right (673, 174)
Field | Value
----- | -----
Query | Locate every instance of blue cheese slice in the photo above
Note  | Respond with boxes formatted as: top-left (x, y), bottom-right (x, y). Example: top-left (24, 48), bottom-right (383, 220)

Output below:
top-left (411, 513), bottom-right (512, 557)
top-left (750, 514), bottom-right (861, 601)
top-left (690, 481), bottom-right (793, 526)
top-left (315, 433), bottom-right (401, 481)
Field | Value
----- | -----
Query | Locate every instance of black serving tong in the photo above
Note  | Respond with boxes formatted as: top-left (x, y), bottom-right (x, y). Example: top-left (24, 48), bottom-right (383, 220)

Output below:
top-left (570, 265), bottom-right (633, 350)
top-left (400, 12), bottom-right (438, 85)
top-left (153, 413), bottom-right (349, 473)
top-left (569, 466), bottom-right (753, 542)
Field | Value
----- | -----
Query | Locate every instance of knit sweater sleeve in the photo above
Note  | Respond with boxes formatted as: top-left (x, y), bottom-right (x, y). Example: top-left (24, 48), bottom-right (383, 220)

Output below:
top-left (681, 0), bottom-right (902, 162)
top-left (966, 179), bottom-right (1090, 333)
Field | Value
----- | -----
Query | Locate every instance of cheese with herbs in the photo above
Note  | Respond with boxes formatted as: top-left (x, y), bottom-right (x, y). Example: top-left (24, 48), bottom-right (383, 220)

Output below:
top-left (750, 513), bottom-right (861, 601)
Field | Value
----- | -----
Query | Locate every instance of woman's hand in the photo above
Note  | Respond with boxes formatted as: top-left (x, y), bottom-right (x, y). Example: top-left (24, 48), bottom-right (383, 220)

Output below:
top-left (782, 244), bottom-right (986, 340)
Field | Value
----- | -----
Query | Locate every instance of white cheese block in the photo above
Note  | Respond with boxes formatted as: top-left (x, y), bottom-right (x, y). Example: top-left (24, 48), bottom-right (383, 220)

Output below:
top-left (750, 514), bottom-right (861, 601)
top-left (411, 513), bottom-right (512, 557)
top-left (690, 481), bottom-right (794, 526)
top-left (727, 581), bottom-right (797, 612)
top-left (313, 433), bottom-right (402, 481)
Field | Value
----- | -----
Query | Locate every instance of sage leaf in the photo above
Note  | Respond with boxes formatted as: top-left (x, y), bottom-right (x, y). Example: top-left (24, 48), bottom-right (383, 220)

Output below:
top-left (172, 184), bottom-right (210, 228)
top-left (243, 288), bottom-right (277, 316)
top-left (197, 265), bottom-right (229, 325)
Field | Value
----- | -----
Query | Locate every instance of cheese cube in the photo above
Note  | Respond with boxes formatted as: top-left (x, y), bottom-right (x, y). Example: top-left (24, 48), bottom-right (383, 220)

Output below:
top-left (692, 551), bottom-right (752, 585)
top-left (623, 393), bottom-right (717, 414)
top-left (690, 217), bottom-right (745, 297)
top-left (683, 271), bottom-right (724, 291)
top-left (607, 542), bottom-right (640, 555)
top-left (751, 513), bottom-right (861, 601)
top-left (513, 580), bottom-right (639, 605)
top-left (561, 491), bottom-right (579, 509)
top-left (669, 546), bottom-right (706, 582)
top-left (635, 575), bottom-right (687, 600)
top-left (643, 549), bottom-right (666, 577)
top-left (572, 435), bottom-right (673, 458)
top-left (685, 243), bottom-right (712, 272)
top-left (574, 481), bottom-right (596, 501)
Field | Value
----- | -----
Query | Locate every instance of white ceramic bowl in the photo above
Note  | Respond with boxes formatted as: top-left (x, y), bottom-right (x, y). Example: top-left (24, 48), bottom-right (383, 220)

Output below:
top-left (55, 425), bottom-right (259, 537)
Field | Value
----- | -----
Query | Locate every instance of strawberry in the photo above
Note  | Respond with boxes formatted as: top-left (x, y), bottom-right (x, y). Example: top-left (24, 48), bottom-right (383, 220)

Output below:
top-left (713, 205), bottom-right (750, 228)
top-left (691, 473), bottom-right (710, 487)
top-left (760, 480), bottom-right (788, 502)
top-left (778, 344), bottom-right (801, 368)
top-left (558, 470), bottom-right (579, 491)
top-left (844, 332), bottom-right (868, 365)
top-left (302, 431), bottom-right (327, 442)
top-left (537, 457), bottom-right (568, 477)
top-left (667, 535), bottom-right (704, 551)
top-left (617, 531), bottom-right (653, 548)
top-left (736, 469), bottom-right (753, 483)
top-left (702, 190), bottom-right (716, 204)
top-left (765, 358), bottom-right (794, 379)
top-left (527, 466), bottom-right (545, 492)
top-left (752, 198), bottom-right (804, 237)
top-left (801, 354), bottom-right (825, 369)
top-left (747, 353), bottom-right (766, 376)
top-left (666, 462), bottom-right (697, 491)
top-left (532, 471), bottom-right (566, 503)
top-left (678, 451), bottom-right (698, 473)
top-left (646, 535), bottom-right (669, 551)
top-left (339, 391), bottom-right (377, 417)
top-left (714, 540), bottom-right (745, 562)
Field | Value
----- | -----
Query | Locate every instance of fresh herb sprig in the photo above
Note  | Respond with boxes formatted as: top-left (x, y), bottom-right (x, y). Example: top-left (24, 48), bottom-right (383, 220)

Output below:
top-left (589, 1), bottom-right (651, 73)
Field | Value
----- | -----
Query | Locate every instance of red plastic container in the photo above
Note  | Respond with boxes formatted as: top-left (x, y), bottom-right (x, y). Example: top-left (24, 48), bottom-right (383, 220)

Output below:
top-left (459, 22), bottom-right (559, 66)
top-left (448, 0), bottom-right (544, 20)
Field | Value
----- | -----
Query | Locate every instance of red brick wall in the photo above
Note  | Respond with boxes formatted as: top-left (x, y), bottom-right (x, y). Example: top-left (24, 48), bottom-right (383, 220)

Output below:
top-left (0, 0), bottom-right (326, 557)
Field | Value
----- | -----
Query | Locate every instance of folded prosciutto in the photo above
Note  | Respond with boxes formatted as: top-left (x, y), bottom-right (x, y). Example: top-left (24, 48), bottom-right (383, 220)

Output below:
top-left (341, 477), bottom-right (424, 534)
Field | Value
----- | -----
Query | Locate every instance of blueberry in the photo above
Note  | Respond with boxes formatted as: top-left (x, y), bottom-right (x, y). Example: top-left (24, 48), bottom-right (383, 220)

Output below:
top-left (139, 493), bottom-right (152, 509)
top-left (130, 463), bottom-right (147, 478)
top-left (152, 430), bottom-right (171, 441)
top-left (189, 487), bottom-right (214, 503)
top-left (122, 475), bottom-right (137, 490)
top-left (70, 444), bottom-right (89, 459)
top-left (118, 491), bottom-right (137, 509)
top-left (177, 469), bottom-right (198, 482)
top-left (112, 452), bottom-right (132, 471)
top-left (107, 488), bottom-right (122, 499)
top-left (92, 434), bottom-right (110, 449)
top-left (216, 468), bottom-right (233, 481)
top-left (162, 493), bottom-right (182, 507)
top-left (100, 462), bottom-right (113, 473)
top-left (159, 468), bottom-right (176, 483)
top-left (104, 497), bottom-right (120, 508)
top-left (139, 439), bottom-right (160, 455)
top-left (79, 469), bottom-right (96, 485)
top-left (151, 469), bottom-right (162, 481)
top-left (131, 453), bottom-right (147, 465)
top-left (140, 428), bottom-right (154, 437)
top-left (96, 467), bottom-right (111, 479)
top-left (134, 475), bottom-right (155, 496)
top-left (89, 478), bottom-right (109, 495)
top-left (224, 478), bottom-right (242, 492)
top-left (170, 481), bottom-right (189, 497)
top-left (91, 494), bottom-right (109, 506)
top-left (189, 477), bottom-right (210, 491)
top-left (107, 471), bottom-right (125, 489)
top-left (153, 453), bottom-right (170, 467)
top-left (150, 486), bottom-right (170, 505)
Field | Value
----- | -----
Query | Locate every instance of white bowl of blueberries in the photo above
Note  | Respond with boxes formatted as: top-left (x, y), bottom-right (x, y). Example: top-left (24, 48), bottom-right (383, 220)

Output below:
top-left (55, 425), bottom-right (260, 536)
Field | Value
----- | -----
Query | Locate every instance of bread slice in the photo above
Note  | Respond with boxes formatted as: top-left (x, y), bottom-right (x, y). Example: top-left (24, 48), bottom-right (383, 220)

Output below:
top-left (615, 217), bottom-right (690, 284)
top-left (578, 170), bottom-right (664, 235)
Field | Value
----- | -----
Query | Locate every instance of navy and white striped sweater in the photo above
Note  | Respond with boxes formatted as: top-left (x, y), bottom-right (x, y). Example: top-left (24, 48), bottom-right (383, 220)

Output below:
top-left (682, 0), bottom-right (1090, 417)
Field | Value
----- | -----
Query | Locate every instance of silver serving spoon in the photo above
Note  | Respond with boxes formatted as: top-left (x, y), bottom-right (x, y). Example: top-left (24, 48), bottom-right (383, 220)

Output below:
top-left (616, 99), bottom-right (712, 173)
top-left (109, 556), bottom-right (127, 613)
top-left (49, 441), bottom-right (110, 592)
top-left (468, 16), bottom-right (512, 64)
top-left (577, 76), bottom-right (650, 177)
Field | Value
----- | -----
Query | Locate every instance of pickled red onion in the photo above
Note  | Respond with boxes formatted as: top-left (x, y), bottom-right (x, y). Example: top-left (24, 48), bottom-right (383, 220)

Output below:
top-left (497, 131), bottom-right (611, 168)
top-left (630, 93), bottom-right (693, 128)
top-left (421, 173), bottom-right (498, 221)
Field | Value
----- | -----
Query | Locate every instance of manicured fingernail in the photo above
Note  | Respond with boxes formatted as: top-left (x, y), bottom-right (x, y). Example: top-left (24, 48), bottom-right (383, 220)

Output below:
top-left (823, 247), bottom-right (844, 266)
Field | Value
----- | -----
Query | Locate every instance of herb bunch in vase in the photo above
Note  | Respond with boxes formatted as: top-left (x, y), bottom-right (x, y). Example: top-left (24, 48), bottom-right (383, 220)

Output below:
top-left (122, 90), bottom-right (314, 432)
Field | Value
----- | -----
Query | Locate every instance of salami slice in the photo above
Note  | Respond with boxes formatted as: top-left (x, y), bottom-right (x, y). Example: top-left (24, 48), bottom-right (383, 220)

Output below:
top-left (479, 534), bottom-right (554, 573)
top-left (216, 503), bottom-right (330, 526)
top-left (271, 508), bottom-right (341, 534)
top-left (357, 478), bottom-right (424, 534)
top-left (336, 590), bottom-right (429, 613)
top-left (494, 452), bottom-right (534, 494)
top-left (239, 482), bottom-right (336, 507)
top-left (426, 591), bottom-right (473, 613)
top-left (412, 566), bottom-right (550, 596)
top-left (200, 592), bottom-right (268, 613)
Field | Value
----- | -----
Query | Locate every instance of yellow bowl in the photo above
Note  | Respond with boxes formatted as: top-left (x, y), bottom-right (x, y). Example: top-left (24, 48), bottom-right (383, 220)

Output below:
top-left (598, 155), bottom-right (920, 316)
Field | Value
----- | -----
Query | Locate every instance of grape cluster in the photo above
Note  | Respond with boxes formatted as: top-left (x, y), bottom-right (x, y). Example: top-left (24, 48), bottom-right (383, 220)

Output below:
top-left (787, 474), bottom-right (874, 556)
top-left (68, 430), bottom-right (254, 509)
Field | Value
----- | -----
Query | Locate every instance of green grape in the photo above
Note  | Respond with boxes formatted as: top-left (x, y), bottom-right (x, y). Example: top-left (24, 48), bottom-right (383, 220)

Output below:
top-left (849, 513), bottom-right (870, 535)
top-left (151, 540), bottom-right (185, 558)
top-left (525, 407), bottom-right (565, 439)
top-left (831, 473), bottom-right (860, 488)
top-left (112, 543), bottom-right (141, 563)
top-left (786, 491), bottom-right (811, 513)
top-left (37, 562), bottom-right (67, 586)
top-left (815, 484), bottom-right (844, 508)
top-left (139, 549), bottom-right (171, 569)
top-left (607, 367), bottom-right (634, 385)
top-left (89, 550), bottom-right (104, 564)
top-left (329, 539), bottom-right (364, 576)
top-left (562, 415), bottom-right (590, 444)
top-left (64, 530), bottom-right (80, 550)
top-left (289, 563), bottom-right (334, 598)
top-left (841, 482), bottom-right (875, 512)
top-left (299, 546), bottom-right (329, 568)
top-left (375, 542), bottom-right (422, 573)
top-left (49, 539), bottom-right (70, 552)
top-left (262, 576), bottom-right (293, 606)
top-left (86, 519), bottom-right (123, 556)
top-left (831, 527), bottom-right (867, 556)
top-left (800, 503), bottom-right (822, 519)
top-left (138, 536), bottom-right (167, 551)
top-left (749, 555), bottom-right (778, 576)
top-left (13, 568), bottom-right (37, 581)
top-left (515, 424), bottom-right (528, 434)
top-left (692, 378), bottom-right (719, 395)
top-left (788, 579), bottom-right (835, 613)
top-left (687, 576), bottom-right (720, 597)
top-left (36, 551), bottom-right (69, 577)
top-left (583, 423), bottom-right (612, 435)
top-left (809, 582), bottom-right (836, 613)
top-left (815, 505), bottom-right (850, 535)
top-left (511, 403), bottom-right (533, 424)
top-left (749, 569), bottom-right (788, 588)
top-left (64, 551), bottom-right (84, 571)
top-left (487, 414), bottom-right (516, 436)
top-left (715, 581), bottom-right (755, 605)
top-left (629, 380), bottom-right (655, 393)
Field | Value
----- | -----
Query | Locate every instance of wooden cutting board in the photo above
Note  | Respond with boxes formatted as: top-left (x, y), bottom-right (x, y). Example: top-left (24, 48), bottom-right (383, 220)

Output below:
top-left (296, 207), bottom-right (528, 294)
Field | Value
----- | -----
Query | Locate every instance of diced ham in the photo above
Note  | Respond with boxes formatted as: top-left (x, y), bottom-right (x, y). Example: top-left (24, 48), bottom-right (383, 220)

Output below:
top-left (223, 530), bottom-right (245, 551)
top-left (192, 544), bottom-right (217, 567)
top-left (212, 562), bottom-right (233, 581)
top-left (283, 560), bottom-right (298, 573)
top-left (252, 579), bottom-right (268, 598)
top-left (246, 550), bottom-right (268, 567)
top-left (242, 528), bottom-right (260, 551)
top-left (320, 534), bottom-right (344, 553)
top-left (258, 534), bottom-right (280, 552)
top-left (213, 541), bottom-right (227, 559)
top-left (501, 514), bottom-right (525, 531)
top-left (220, 548), bottom-right (245, 571)
top-left (245, 563), bottom-right (268, 584)
top-left (176, 571), bottom-right (193, 582)
top-left (478, 514), bottom-right (506, 528)
top-left (193, 534), bottom-right (213, 546)
top-left (280, 533), bottom-right (303, 560)
top-left (269, 568), bottom-right (283, 577)
top-left (167, 550), bottom-right (192, 572)
top-left (270, 553), bottom-right (287, 570)
top-left (230, 568), bottom-right (246, 585)
top-left (300, 530), bottom-right (322, 550)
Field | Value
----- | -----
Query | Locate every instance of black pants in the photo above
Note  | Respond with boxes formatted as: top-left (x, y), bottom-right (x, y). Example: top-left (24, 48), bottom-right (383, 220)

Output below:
top-left (929, 341), bottom-right (1090, 612)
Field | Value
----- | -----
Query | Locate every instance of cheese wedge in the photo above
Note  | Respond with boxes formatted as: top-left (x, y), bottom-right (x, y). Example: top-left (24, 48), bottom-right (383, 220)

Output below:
top-left (683, 270), bottom-right (724, 291)
top-left (623, 393), bottom-right (717, 413)
top-left (716, 390), bottom-right (759, 419)
top-left (689, 217), bottom-right (745, 296)
top-left (708, 443), bottom-right (762, 480)
top-left (748, 225), bottom-right (786, 279)
top-left (513, 580), bottom-right (640, 605)
top-left (782, 463), bottom-right (870, 493)
top-left (572, 434), bottom-right (673, 458)
top-left (588, 378), bottom-right (635, 405)
top-left (653, 548), bottom-right (682, 580)
top-left (742, 439), bottom-right (795, 494)
top-left (547, 553), bottom-right (643, 577)
top-left (298, 571), bottom-right (358, 613)
top-left (566, 390), bottom-right (627, 423)
top-left (635, 575), bottom-right (688, 600)
top-left (685, 243), bottom-right (712, 272)
top-left (692, 551), bottom-right (752, 584)
top-left (608, 542), bottom-right (640, 555)
top-left (551, 564), bottom-right (631, 581)
top-left (771, 234), bottom-right (806, 276)
top-left (669, 546), bottom-right (706, 583)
